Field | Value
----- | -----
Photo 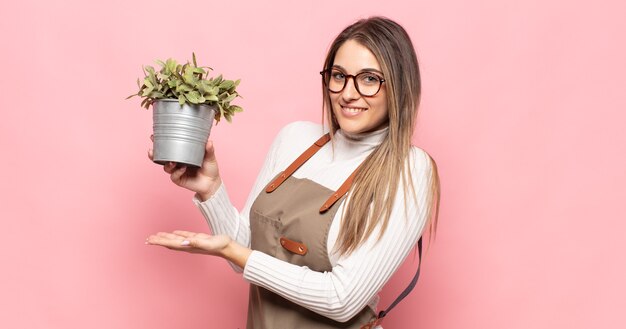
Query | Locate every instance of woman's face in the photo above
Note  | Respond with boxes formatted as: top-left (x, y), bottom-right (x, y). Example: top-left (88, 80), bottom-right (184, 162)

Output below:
top-left (329, 39), bottom-right (388, 135)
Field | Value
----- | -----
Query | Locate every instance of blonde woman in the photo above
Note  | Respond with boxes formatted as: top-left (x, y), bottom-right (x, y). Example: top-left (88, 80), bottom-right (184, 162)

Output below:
top-left (147, 16), bottom-right (440, 329)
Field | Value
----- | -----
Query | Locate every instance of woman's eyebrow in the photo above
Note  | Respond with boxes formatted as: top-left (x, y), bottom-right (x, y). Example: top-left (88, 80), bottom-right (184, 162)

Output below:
top-left (331, 65), bottom-right (383, 75)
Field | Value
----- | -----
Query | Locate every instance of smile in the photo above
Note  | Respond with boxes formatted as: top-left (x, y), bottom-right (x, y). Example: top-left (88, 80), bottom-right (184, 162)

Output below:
top-left (341, 105), bottom-right (367, 113)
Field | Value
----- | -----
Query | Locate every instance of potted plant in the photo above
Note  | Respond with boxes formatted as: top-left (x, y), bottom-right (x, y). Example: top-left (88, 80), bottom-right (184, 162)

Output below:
top-left (128, 53), bottom-right (243, 167)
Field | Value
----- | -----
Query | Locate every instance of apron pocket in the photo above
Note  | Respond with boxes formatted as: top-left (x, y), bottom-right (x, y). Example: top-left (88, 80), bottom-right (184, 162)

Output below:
top-left (250, 209), bottom-right (283, 257)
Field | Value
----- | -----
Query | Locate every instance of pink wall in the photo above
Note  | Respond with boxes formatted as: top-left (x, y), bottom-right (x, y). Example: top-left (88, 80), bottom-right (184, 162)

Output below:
top-left (1, 0), bottom-right (624, 328)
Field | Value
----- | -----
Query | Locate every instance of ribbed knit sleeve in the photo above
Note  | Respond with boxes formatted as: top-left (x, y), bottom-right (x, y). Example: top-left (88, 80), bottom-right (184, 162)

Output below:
top-left (193, 183), bottom-right (250, 249)
top-left (192, 122), bottom-right (300, 271)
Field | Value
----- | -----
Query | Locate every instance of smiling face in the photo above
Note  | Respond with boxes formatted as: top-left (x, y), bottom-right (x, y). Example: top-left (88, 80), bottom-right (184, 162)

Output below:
top-left (329, 39), bottom-right (389, 135)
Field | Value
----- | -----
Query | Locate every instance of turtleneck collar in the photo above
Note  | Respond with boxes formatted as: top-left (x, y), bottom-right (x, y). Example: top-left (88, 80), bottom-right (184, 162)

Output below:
top-left (331, 126), bottom-right (389, 161)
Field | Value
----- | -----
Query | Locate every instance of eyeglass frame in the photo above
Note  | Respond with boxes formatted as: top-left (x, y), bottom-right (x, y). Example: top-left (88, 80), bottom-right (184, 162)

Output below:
top-left (319, 68), bottom-right (386, 97)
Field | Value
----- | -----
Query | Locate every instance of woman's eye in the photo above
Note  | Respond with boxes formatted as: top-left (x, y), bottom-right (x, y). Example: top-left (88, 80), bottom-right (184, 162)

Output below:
top-left (359, 74), bottom-right (380, 84)
top-left (331, 72), bottom-right (345, 80)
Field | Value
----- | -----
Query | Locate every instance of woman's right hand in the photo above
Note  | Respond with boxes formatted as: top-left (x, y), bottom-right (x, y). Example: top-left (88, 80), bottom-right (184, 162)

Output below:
top-left (148, 135), bottom-right (222, 201)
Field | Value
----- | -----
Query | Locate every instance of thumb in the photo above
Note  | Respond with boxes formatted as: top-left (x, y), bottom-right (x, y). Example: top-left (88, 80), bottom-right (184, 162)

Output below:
top-left (203, 140), bottom-right (217, 163)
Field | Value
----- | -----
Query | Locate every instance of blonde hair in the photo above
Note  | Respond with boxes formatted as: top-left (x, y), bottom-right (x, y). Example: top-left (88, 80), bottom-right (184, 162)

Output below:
top-left (322, 17), bottom-right (441, 255)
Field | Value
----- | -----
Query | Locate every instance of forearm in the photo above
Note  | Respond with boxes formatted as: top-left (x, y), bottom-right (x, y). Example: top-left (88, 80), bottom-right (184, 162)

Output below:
top-left (243, 250), bottom-right (375, 322)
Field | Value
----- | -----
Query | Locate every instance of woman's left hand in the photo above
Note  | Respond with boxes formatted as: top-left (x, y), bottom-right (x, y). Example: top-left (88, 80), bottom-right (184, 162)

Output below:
top-left (146, 230), bottom-right (252, 268)
top-left (146, 230), bottom-right (231, 257)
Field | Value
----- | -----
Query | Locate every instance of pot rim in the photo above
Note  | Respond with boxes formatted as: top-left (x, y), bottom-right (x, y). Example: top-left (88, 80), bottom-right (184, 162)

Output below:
top-left (153, 99), bottom-right (217, 108)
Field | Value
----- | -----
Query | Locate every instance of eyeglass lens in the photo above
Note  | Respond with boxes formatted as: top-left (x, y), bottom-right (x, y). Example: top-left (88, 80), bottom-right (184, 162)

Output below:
top-left (325, 70), bottom-right (383, 96)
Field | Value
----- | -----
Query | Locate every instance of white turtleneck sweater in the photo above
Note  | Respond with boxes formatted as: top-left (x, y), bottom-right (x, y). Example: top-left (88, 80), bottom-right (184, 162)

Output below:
top-left (193, 121), bottom-right (434, 323)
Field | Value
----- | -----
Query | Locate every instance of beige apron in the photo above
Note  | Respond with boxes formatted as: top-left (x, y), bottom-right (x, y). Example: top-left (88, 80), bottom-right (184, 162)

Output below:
top-left (247, 134), bottom-right (379, 329)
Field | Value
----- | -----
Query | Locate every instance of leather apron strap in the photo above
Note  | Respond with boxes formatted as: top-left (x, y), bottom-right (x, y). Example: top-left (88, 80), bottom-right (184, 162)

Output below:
top-left (361, 238), bottom-right (423, 329)
top-left (265, 134), bottom-right (330, 193)
top-left (265, 133), bottom-right (356, 213)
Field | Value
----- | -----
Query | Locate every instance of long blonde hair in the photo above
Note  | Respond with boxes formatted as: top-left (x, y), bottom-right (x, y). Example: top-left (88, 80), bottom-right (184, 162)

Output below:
top-left (322, 17), bottom-right (440, 255)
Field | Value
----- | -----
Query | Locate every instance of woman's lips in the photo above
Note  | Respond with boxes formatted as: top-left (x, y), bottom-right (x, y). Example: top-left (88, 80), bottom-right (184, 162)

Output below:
top-left (341, 105), bottom-right (367, 117)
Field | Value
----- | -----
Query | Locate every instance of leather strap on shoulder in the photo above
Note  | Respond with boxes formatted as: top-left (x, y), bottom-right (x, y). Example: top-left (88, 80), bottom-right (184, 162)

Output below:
top-left (262, 131), bottom-right (360, 212)
top-left (319, 166), bottom-right (359, 213)
top-left (266, 134), bottom-right (331, 193)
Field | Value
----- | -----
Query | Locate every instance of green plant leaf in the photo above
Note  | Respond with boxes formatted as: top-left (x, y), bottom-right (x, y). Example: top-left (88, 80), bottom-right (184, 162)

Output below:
top-left (176, 84), bottom-right (193, 93)
top-left (219, 80), bottom-right (234, 89)
top-left (217, 103), bottom-right (225, 122)
top-left (166, 59), bottom-right (177, 73)
top-left (224, 93), bottom-right (237, 103)
top-left (185, 91), bottom-right (201, 103)
top-left (141, 98), bottom-right (151, 109)
top-left (231, 105), bottom-right (243, 113)
top-left (202, 66), bottom-right (213, 79)
top-left (148, 91), bottom-right (164, 98)
top-left (157, 72), bottom-right (170, 80)
top-left (130, 54), bottom-right (244, 122)
top-left (183, 66), bottom-right (197, 85)
top-left (192, 67), bottom-right (205, 75)
top-left (197, 80), bottom-right (210, 94)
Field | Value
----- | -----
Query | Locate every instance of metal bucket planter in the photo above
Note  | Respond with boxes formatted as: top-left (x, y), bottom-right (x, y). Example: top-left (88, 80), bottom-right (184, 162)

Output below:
top-left (152, 99), bottom-right (216, 167)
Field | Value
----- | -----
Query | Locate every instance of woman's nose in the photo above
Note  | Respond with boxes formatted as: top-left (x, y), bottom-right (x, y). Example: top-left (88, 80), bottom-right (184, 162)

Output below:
top-left (341, 76), bottom-right (360, 101)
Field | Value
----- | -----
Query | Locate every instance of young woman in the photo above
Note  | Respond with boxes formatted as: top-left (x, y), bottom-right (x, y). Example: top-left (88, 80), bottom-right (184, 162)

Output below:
top-left (147, 16), bottom-right (440, 329)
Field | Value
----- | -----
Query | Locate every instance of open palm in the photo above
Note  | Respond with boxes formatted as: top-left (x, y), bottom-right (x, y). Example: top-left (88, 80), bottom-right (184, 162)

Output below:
top-left (146, 230), bottom-right (232, 256)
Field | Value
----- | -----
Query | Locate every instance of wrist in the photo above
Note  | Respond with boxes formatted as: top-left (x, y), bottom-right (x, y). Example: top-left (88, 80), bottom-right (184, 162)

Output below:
top-left (197, 178), bottom-right (222, 201)
top-left (221, 240), bottom-right (251, 269)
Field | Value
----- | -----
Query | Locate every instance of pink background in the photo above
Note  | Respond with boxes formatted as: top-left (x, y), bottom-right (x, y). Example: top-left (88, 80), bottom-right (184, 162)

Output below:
top-left (1, 0), bottom-right (624, 328)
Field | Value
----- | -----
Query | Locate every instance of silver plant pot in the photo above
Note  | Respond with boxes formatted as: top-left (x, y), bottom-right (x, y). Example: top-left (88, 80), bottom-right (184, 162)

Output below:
top-left (152, 99), bottom-right (216, 167)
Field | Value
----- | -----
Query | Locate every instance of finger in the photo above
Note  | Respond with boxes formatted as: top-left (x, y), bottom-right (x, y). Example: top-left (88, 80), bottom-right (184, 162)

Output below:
top-left (170, 165), bottom-right (187, 182)
top-left (146, 233), bottom-right (177, 245)
top-left (150, 134), bottom-right (154, 142)
top-left (147, 235), bottom-right (188, 249)
top-left (204, 140), bottom-right (217, 162)
top-left (163, 162), bottom-right (176, 174)
top-left (182, 236), bottom-right (218, 249)
top-left (181, 237), bottom-right (205, 248)
top-left (146, 234), bottom-right (167, 245)
top-left (173, 231), bottom-right (212, 240)
top-left (156, 232), bottom-right (185, 241)
top-left (148, 148), bottom-right (154, 161)
top-left (172, 230), bottom-right (198, 238)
